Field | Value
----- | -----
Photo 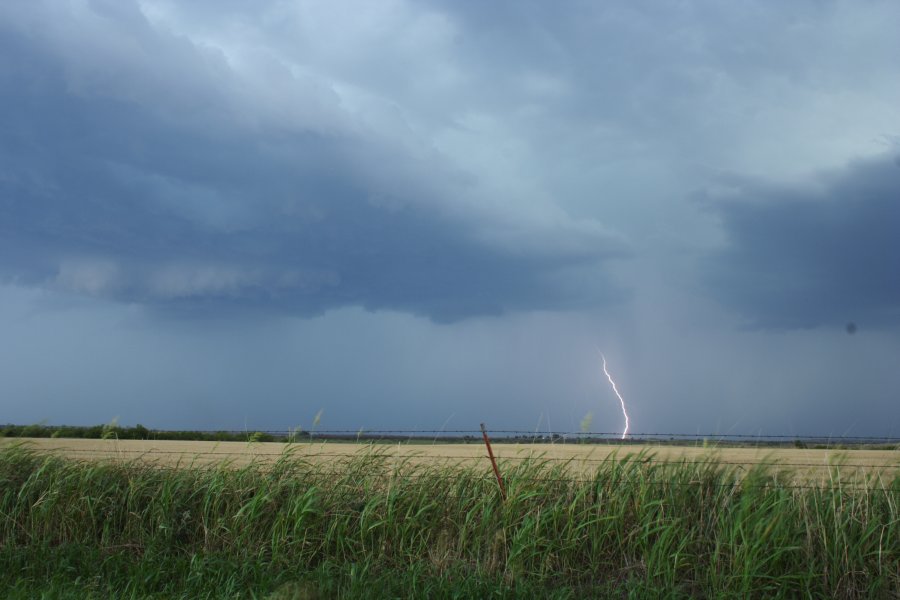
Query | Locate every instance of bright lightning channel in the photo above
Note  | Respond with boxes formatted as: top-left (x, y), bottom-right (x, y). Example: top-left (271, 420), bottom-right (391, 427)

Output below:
top-left (600, 352), bottom-right (630, 439)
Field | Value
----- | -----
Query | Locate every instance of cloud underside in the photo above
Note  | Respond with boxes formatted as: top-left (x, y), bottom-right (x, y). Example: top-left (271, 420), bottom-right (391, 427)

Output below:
top-left (706, 156), bottom-right (900, 329)
top-left (2, 1), bottom-right (898, 330)
top-left (0, 12), bottom-right (624, 322)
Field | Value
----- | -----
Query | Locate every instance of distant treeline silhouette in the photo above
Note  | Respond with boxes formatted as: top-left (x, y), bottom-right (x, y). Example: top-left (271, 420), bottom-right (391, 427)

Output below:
top-left (2, 424), bottom-right (898, 448)
top-left (0, 423), bottom-right (271, 443)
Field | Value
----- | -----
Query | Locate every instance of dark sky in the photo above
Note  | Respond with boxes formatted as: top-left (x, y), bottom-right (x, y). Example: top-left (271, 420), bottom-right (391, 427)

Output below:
top-left (1, 0), bottom-right (898, 436)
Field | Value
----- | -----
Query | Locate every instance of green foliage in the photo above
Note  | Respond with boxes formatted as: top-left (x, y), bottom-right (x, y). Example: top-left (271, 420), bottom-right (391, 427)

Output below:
top-left (247, 432), bottom-right (275, 444)
top-left (579, 412), bottom-right (593, 437)
top-left (286, 426), bottom-right (303, 444)
top-left (0, 424), bottom-right (268, 443)
top-left (0, 447), bottom-right (897, 597)
top-left (100, 417), bottom-right (120, 440)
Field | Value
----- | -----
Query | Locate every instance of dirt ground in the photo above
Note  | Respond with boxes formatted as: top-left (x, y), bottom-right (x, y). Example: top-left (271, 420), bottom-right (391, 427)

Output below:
top-left (4, 437), bottom-right (898, 484)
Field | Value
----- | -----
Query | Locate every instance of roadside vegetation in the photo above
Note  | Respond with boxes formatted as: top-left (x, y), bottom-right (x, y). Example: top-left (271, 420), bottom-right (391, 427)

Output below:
top-left (1, 443), bottom-right (897, 598)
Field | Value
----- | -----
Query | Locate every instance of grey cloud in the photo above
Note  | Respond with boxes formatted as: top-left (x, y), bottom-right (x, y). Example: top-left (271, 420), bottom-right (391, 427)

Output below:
top-left (130, 1), bottom-right (900, 234)
top-left (703, 155), bottom-right (900, 329)
top-left (2, 1), bottom-right (900, 437)
top-left (418, 1), bottom-right (900, 169)
top-left (0, 2), bottom-right (627, 322)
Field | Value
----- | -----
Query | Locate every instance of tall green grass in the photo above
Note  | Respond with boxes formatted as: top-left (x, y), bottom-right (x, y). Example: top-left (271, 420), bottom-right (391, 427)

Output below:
top-left (1, 444), bottom-right (897, 598)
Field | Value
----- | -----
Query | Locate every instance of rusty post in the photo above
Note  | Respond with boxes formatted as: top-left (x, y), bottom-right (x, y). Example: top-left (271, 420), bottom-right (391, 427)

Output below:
top-left (480, 423), bottom-right (506, 500)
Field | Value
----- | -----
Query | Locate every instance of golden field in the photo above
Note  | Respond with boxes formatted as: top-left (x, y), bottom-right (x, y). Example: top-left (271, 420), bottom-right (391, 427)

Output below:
top-left (4, 437), bottom-right (897, 483)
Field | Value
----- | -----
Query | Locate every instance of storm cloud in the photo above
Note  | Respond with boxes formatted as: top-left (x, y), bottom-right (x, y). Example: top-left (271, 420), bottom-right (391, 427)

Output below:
top-left (0, 1), bottom-right (626, 322)
top-left (705, 155), bottom-right (900, 329)
top-left (1, 0), bottom-right (899, 435)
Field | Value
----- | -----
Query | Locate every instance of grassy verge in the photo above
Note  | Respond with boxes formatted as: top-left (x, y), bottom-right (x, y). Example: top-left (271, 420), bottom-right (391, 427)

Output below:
top-left (1, 445), bottom-right (897, 598)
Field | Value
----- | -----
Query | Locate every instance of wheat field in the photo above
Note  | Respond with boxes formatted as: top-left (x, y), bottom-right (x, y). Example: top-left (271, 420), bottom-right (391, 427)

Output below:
top-left (4, 437), bottom-right (897, 482)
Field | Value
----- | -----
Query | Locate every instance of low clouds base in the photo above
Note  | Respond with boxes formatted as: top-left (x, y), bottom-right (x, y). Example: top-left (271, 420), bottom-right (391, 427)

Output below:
top-left (705, 155), bottom-right (900, 330)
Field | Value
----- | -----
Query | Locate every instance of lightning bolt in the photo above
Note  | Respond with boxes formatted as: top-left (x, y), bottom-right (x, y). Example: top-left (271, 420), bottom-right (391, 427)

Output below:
top-left (600, 352), bottom-right (630, 439)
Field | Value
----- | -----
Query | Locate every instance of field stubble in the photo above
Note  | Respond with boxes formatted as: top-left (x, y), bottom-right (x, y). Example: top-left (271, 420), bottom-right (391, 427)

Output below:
top-left (4, 437), bottom-right (898, 485)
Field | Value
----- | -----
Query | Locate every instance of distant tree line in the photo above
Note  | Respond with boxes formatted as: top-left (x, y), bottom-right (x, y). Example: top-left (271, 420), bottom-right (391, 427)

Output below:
top-left (2, 424), bottom-right (893, 449)
top-left (0, 424), bottom-right (278, 443)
